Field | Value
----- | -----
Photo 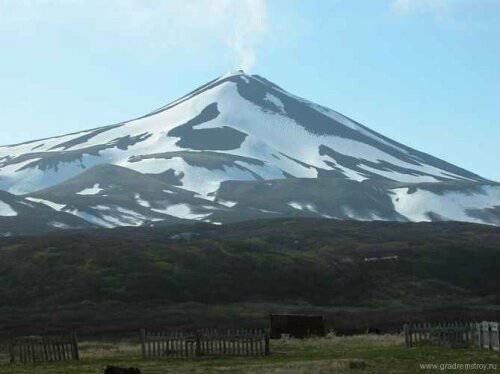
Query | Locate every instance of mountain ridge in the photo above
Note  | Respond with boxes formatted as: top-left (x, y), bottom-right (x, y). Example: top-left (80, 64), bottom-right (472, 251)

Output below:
top-left (0, 71), bottom-right (499, 234)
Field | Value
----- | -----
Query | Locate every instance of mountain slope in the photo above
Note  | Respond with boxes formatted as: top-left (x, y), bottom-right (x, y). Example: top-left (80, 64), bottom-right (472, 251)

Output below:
top-left (0, 71), bottom-right (487, 196)
top-left (0, 190), bottom-right (96, 236)
top-left (1, 219), bottom-right (499, 335)
top-left (22, 168), bottom-right (500, 229)
top-left (1, 70), bottom-right (498, 232)
top-left (212, 177), bottom-right (500, 225)
top-left (26, 164), bottom-right (227, 228)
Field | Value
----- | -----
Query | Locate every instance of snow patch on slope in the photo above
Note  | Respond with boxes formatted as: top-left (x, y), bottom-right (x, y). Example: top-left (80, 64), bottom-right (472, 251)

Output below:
top-left (50, 221), bottom-right (71, 229)
top-left (125, 156), bottom-right (257, 199)
top-left (77, 183), bottom-right (104, 195)
top-left (152, 203), bottom-right (210, 220)
top-left (264, 93), bottom-right (285, 112)
top-left (26, 197), bottom-right (66, 211)
top-left (218, 200), bottom-right (237, 207)
top-left (390, 186), bottom-right (500, 224)
top-left (0, 201), bottom-right (17, 216)
top-left (135, 193), bottom-right (151, 208)
top-left (287, 201), bottom-right (337, 219)
top-left (358, 165), bottom-right (439, 183)
top-left (66, 209), bottom-right (115, 228)
top-left (105, 207), bottom-right (148, 226)
top-left (288, 201), bottom-right (318, 213)
top-left (1, 154), bottom-right (105, 195)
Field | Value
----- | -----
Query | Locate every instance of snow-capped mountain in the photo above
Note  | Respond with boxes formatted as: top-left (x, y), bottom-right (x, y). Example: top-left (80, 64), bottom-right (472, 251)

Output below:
top-left (0, 70), bottom-right (499, 233)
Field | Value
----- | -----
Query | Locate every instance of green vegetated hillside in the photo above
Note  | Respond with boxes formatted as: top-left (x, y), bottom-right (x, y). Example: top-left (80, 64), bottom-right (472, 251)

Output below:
top-left (1, 218), bottom-right (499, 336)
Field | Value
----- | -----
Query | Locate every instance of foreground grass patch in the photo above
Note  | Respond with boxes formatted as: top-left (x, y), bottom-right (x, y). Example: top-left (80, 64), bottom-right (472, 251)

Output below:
top-left (1, 334), bottom-right (499, 373)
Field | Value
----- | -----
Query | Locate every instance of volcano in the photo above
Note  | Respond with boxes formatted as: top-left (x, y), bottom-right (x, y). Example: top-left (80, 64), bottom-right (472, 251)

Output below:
top-left (1, 70), bottom-right (499, 234)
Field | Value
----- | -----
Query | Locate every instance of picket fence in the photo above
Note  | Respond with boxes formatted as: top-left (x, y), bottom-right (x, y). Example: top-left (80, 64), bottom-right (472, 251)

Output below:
top-left (477, 321), bottom-right (499, 352)
top-left (404, 322), bottom-right (475, 348)
top-left (141, 328), bottom-right (270, 358)
top-left (9, 332), bottom-right (79, 363)
top-left (404, 321), bottom-right (499, 351)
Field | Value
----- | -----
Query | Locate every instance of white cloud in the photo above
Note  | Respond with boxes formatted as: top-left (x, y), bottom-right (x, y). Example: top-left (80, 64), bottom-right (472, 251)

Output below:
top-left (0, 0), bottom-right (268, 71)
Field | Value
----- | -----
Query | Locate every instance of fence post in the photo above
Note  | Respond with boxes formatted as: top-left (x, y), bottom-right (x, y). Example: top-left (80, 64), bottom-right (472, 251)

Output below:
top-left (195, 332), bottom-right (201, 357)
top-left (482, 322), bottom-right (490, 350)
top-left (478, 322), bottom-right (482, 349)
top-left (42, 337), bottom-right (48, 362)
top-left (223, 331), bottom-right (227, 355)
top-left (463, 322), bottom-right (468, 347)
top-left (409, 324), bottom-right (413, 347)
top-left (140, 329), bottom-right (146, 358)
top-left (403, 324), bottom-right (409, 348)
top-left (184, 332), bottom-right (188, 358)
top-left (264, 333), bottom-right (270, 356)
top-left (9, 339), bottom-right (15, 364)
top-left (491, 322), bottom-right (499, 352)
top-left (71, 330), bottom-right (79, 361)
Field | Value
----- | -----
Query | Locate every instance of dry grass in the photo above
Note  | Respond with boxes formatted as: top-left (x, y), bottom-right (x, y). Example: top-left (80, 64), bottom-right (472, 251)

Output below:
top-left (78, 340), bottom-right (141, 360)
top-left (1, 334), bottom-right (499, 373)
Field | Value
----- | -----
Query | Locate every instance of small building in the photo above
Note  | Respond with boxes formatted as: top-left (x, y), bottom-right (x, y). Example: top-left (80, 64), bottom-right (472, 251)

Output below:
top-left (269, 314), bottom-right (325, 339)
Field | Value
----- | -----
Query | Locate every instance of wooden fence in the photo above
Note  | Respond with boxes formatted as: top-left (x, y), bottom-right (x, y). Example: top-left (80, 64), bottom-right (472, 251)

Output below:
top-left (9, 332), bottom-right (79, 363)
top-left (141, 328), bottom-right (270, 358)
top-left (404, 322), bottom-right (475, 348)
top-left (478, 322), bottom-right (499, 352)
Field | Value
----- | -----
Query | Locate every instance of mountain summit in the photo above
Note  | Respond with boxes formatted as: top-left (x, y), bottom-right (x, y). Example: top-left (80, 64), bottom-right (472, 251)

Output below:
top-left (1, 72), bottom-right (499, 234)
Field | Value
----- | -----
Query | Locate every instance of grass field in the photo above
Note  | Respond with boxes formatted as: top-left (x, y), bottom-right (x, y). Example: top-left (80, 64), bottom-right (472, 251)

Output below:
top-left (1, 334), bottom-right (499, 373)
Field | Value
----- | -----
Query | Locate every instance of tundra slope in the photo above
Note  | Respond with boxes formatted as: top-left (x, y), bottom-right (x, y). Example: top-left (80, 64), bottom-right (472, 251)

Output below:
top-left (0, 71), bottom-right (499, 233)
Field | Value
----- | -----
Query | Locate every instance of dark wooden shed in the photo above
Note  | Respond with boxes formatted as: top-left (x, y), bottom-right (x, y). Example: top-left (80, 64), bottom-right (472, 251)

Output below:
top-left (269, 314), bottom-right (325, 339)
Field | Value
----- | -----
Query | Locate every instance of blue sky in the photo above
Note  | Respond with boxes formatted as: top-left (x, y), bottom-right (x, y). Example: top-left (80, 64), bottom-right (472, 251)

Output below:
top-left (0, 0), bottom-right (499, 180)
